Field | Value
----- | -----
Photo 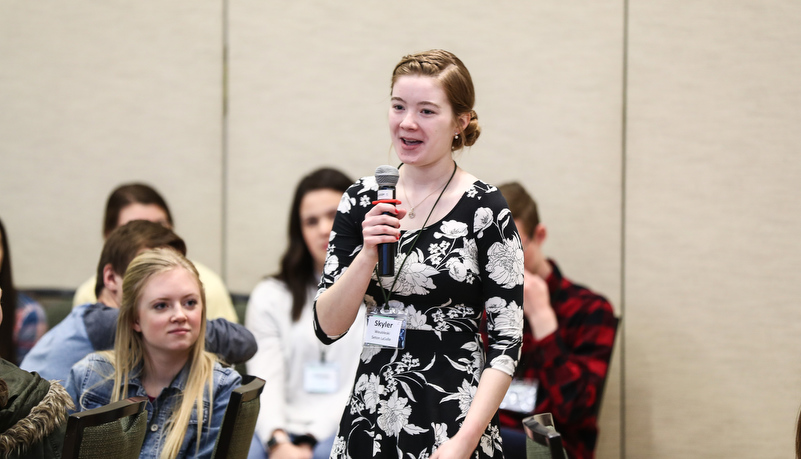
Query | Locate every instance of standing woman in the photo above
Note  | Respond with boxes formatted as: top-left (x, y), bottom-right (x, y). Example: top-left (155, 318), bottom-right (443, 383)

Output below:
top-left (0, 217), bottom-right (47, 365)
top-left (314, 50), bottom-right (524, 459)
top-left (246, 167), bottom-right (365, 459)
top-left (66, 248), bottom-right (241, 458)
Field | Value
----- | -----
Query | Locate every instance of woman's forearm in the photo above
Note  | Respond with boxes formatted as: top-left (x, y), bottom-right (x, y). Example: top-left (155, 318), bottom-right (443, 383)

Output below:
top-left (315, 249), bottom-right (377, 336)
top-left (455, 368), bottom-right (512, 448)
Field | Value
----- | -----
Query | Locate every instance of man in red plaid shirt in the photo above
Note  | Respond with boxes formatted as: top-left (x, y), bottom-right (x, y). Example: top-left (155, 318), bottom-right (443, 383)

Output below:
top-left (494, 182), bottom-right (618, 459)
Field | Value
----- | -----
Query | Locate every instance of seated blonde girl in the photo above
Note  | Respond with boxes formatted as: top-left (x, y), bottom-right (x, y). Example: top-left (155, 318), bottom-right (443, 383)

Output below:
top-left (66, 247), bottom-right (241, 459)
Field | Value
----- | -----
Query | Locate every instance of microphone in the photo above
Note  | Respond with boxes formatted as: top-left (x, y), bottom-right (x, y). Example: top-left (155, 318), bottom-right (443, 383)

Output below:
top-left (375, 165), bottom-right (399, 277)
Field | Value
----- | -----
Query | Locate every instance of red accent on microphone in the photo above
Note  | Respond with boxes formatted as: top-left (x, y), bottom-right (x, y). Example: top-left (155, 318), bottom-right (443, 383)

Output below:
top-left (372, 199), bottom-right (402, 206)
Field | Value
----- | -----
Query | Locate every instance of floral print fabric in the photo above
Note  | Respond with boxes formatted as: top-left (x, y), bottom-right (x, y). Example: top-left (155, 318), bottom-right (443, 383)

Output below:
top-left (315, 178), bottom-right (524, 459)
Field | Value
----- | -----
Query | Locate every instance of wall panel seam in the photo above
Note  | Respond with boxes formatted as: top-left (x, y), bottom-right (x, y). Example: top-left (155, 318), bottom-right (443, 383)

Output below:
top-left (221, 0), bottom-right (230, 283)
top-left (620, 0), bottom-right (629, 458)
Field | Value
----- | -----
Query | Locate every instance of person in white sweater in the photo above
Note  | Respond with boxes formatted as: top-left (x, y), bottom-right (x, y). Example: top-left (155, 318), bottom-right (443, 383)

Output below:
top-left (246, 168), bottom-right (365, 459)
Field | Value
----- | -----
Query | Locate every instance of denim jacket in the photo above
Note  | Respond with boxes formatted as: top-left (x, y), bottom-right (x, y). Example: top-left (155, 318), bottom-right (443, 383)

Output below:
top-left (65, 353), bottom-right (241, 459)
top-left (21, 302), bottom-right (257, 383)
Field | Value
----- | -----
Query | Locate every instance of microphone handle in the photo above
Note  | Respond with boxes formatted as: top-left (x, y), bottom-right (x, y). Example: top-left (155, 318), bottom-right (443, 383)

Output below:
top-left (376, 186), bottom-right (397, 277)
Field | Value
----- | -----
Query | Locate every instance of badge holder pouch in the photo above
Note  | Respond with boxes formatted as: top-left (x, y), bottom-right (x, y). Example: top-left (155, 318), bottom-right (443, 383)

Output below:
top-left (303, 349), bottom-right (340, 394)
top-left (499, 379), bottom-right (539, 414)
top-left (364, 308), bottom-right (408, 350)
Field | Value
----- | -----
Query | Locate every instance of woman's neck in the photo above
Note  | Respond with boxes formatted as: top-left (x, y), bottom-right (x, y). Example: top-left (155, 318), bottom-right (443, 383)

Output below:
top-left (398, 160), bottom-right (474, 230)
top-left (141, 351), bottom-right (190, 397)
top-left (400, 158), bottom-right (456, 187)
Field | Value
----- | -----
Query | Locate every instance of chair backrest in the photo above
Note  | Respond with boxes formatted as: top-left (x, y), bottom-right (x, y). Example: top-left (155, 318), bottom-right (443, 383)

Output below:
top-left (61, 396), bottom-right (148, 459)
top-left (211, 374), bottom-right (266, 459)
top-left (523, 414), bottom-right (567, 459)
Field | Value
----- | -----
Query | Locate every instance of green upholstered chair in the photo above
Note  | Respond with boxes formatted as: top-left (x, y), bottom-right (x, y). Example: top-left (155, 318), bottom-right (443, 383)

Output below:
top-left (61, 396), bottom-right (148, 459)
top-left (211, 374), bottom-right (265, 459)
top-left (523, 413), bottom-right (567, 459)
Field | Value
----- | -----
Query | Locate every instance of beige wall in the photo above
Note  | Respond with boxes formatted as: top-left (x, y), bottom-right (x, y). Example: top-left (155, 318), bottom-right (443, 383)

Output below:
top-left (625, 2), bottom-right (801, 458)
top-left (2, 1), bottom-right (800, 457)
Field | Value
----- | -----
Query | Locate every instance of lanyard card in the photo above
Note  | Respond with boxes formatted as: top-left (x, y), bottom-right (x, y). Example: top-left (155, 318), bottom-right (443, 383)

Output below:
top-left (499, 379), bottom-right (539, 414)
top-left (303, 361), bottom-right (340, 394)
top-left (364, 312), bottom-right (407, 349)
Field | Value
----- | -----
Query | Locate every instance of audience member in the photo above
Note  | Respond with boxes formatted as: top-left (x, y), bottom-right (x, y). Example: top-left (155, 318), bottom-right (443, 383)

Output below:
top-left (0, 217), bottom-right (47, 365)
top-left (21, 220), bottom-right (255, 382)
top-left (246, 168), bottom-right (365, 459)
top-left (72, 182), bottom-right (238, 322)
top-left (65, 248), bottom-right (241, 458)
top-left (0, 287), bottom-right (73, 459)
top-left (494, 182), bottom-right (617, 459)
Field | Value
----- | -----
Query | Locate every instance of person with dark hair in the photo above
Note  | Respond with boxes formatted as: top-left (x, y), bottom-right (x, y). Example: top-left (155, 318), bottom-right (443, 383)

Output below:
top-left (314, 50), bottom-right (524, 459)
top-left (494, 181), bottom-right (617, 459)
top-left (0, 217), bottom-right (47, 365)
top-left (72, 182), bottom-right (238, 323)
top-left (0, 287), bottom-right (73, 459)
top-left (246, 167), bottom-right (364, 459)
top-left (100, 183), bottom-right (172, 239)
top-left (21, 220), bottom-right (256, 382)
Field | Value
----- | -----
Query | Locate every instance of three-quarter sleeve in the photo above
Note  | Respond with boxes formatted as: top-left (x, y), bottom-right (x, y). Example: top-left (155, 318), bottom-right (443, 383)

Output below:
top-left (476, 189), bottom-right (525, 377)
top-left (313, 179), bottom-right (371, 343)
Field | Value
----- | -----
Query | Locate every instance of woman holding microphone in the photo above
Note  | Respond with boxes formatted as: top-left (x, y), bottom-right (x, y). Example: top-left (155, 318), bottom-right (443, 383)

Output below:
top-left (314, 49), bottom-right (524, 459)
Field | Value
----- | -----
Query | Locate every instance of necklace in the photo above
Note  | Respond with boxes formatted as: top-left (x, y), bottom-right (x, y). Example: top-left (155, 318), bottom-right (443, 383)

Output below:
top-left (377, 161), bottom-right (458, 307)
top-left (401, 163), bottom-right (457, 219)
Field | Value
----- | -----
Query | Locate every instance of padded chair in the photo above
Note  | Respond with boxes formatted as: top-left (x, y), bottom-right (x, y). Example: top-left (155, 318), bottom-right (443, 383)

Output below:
top-left (211, 374), bottom-right (266, 459)
top-left (523, 413), bottom-right (567, 459)
top-left (61, 396), bottom-right (148, 459)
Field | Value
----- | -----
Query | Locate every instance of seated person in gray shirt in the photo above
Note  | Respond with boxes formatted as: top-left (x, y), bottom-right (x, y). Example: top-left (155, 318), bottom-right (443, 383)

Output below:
top-left (21, 220), bottom-right (255, 382)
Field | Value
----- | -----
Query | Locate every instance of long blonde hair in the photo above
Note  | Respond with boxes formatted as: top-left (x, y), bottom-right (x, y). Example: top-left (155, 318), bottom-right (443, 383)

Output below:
top-left (108, 247), bottom-right (217, 459)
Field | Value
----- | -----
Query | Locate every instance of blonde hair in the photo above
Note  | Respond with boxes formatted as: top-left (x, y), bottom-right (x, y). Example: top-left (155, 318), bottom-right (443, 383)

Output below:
top-left (391, 49), bottom-right (481, 151)
top-left (108, 247), bottom-right (216, 459)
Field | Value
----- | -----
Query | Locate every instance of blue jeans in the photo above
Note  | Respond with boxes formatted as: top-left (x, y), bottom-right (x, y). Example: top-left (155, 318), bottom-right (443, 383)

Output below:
top-left (248, 433), bottom-right (336, 459)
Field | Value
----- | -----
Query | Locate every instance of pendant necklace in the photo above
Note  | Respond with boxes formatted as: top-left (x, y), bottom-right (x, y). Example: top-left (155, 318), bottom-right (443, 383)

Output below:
top-left (401, 163), bottom-right (457, 219)
top-left (377, 161), bottom-right (458, 306)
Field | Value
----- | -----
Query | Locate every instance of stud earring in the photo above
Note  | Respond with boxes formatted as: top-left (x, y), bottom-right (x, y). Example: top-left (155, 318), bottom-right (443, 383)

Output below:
top-left (454, 133), bottom-right (459, 139)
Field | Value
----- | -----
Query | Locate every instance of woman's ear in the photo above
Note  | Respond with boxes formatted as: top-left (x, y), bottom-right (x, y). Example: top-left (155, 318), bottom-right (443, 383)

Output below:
top-left (457, 112), bottom-right (470, 133)
top-left (132, 318), bottom-right (141, 333)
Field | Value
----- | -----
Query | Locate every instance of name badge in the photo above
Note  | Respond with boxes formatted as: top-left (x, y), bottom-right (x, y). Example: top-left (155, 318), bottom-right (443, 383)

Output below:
top-left (364, 313), bottom-right (406, 349)
top-left (303, 362), bottom-right (340, 394)
top-left (499, 379), bottom-right (538, 414)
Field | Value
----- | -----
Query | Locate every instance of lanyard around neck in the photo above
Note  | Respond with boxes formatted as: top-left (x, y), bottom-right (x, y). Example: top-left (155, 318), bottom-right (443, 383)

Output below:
top-left (375, 161), bottom-right (458, 307)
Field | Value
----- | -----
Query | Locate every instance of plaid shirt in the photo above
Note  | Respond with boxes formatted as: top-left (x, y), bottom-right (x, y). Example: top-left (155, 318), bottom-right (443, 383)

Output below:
top-left (493, 260), bottom-right (617, 459)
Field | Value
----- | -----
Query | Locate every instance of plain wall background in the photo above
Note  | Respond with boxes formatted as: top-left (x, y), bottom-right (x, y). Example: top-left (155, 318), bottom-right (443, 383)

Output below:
top-left (1, 2), bottom-right (800, 457)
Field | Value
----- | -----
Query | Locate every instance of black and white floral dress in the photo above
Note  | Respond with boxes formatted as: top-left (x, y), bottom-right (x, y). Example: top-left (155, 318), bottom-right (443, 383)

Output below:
top-left (314, 176), bottom-right (524, 459)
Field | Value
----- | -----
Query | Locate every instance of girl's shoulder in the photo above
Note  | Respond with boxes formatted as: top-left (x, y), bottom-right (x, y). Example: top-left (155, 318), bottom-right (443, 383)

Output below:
top-left (211, 360), bottom-right (242, 387)
top-left (466, 179), bottom-right (502, 199)
top-left (207, 362), bottom-right (243, 405)
top-left (449, 179), bottom-right (508, 214)
top-left (336, 176), bottom-right (379, 218)
top-left (342, 175), bottom-right (378, 198)
top-left (73, 352), bottom-right (114, 374)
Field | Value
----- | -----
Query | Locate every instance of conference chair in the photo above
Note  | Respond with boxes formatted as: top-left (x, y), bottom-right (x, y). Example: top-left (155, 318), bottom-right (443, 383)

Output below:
top-left (211, 374), bottom-right (266, 459)
top-left (522, 413), bottom-right (567, 459)
top-left (61, 396), bottom-right (148, 459)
